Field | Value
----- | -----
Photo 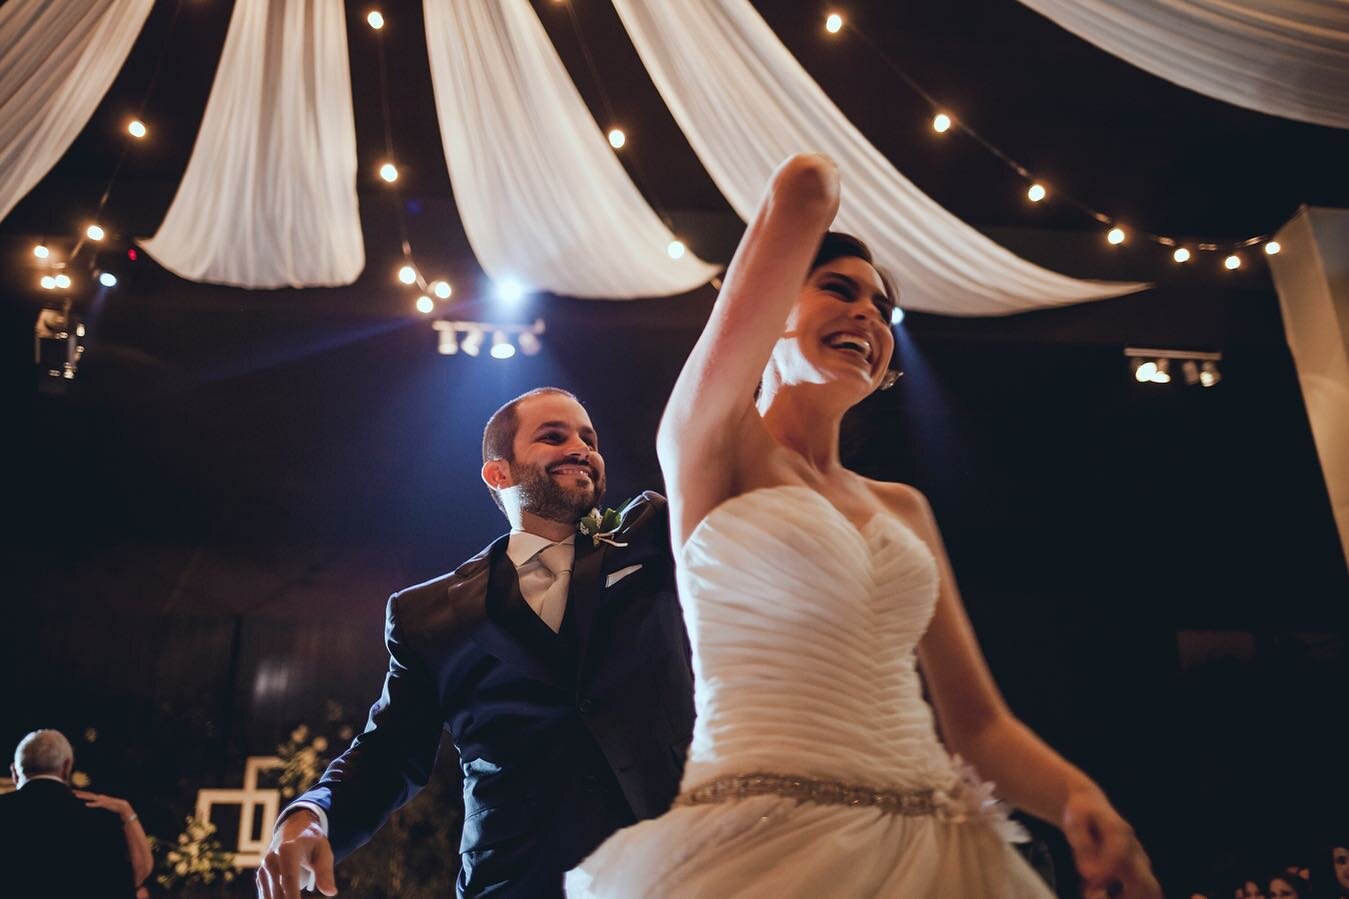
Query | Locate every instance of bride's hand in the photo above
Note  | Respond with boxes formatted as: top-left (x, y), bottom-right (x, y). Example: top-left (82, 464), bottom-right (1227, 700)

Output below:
top-left (1061, 786), bottom-right (1160, 899)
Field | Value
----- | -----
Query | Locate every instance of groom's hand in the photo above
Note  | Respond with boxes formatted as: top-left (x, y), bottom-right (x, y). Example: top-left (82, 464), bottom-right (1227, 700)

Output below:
top-left (257, 810), bottom-right (337, 899)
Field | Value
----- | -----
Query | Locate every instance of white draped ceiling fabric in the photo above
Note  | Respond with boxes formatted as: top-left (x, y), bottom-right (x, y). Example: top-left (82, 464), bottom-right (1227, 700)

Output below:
top-left (1018, 0), bottom-right (1349, 131)
top-left (610, 0), bottom-right (1147, 316)
top-left (423, 0), bottom-right (717, 300)
top-left (140, 0), bottom-right (363, 289)
top-left (0, 0), bottom-right (154, 222)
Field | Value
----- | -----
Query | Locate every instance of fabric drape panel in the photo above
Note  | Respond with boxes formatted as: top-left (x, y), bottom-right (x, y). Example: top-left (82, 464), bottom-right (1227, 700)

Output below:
top-left (140, 0), bottom-right (362, 288)
top-left (1018, 0), bottom-right (1349, 131)
top-left (0, 0), bottom-right (154, 223)
top-left (423, 0), bottom-right (716, 300)
top-left (610, 0), bottom-right (1146, 317)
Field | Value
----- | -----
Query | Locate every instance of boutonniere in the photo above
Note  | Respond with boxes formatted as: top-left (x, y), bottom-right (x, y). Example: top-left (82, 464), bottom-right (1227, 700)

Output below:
top-left (577, 501), bottom-right (631, 548)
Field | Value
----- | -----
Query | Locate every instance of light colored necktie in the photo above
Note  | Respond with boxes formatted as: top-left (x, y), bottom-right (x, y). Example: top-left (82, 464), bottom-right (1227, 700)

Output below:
top-left (529, 542), bottom-right (573, 633)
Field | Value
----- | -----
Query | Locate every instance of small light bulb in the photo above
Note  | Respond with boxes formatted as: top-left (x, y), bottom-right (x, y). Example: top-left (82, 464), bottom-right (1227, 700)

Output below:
top-left (86, 224), bottom-right (105, 241)
top-left (40, 276), bottom-right (56, 290)
top-left (607, 128), bottom-right (626, 149)
top-left (825, 13), bottom-right (843, 33)
top-left (490, 331), bottom-right (516, 359)
top-left (890, 306), bottom-right (904, 326)
top-left (398, 265), bottom-right (417, 284)
top-left (932, 113), bottom-right (952, 133)
top-left (99, 272), bottom-right (118, 287)
top-left (1107, 227), bottom-right (1126, 246)
top-left (1264, 241), bottom-right (1281, 256)
top-left (432, 280), bottom-right (452, 299)
top-left (1027, 183), bottom-right (1047, 203)
top-left (379, 162), bottom-right (398, 183)
top-left (128, 120), bottom-right (147, 139)
top-left (667, 239), bottom-right (686, 260)
top-left (33, 244), bottom-right (49, 259)
top-left (1173, 247), bottom-right (1191, 263)
top-left (367, 10), bottom-right (384, 29)
top-left (1134, 361), bottom-right (1156, 383)
top-left (54, 273), bottom-right (72, 288)
top-left (1224, 254), bottom-right (1242, 270)
top-left (415, 295), bottom-right (433, 314)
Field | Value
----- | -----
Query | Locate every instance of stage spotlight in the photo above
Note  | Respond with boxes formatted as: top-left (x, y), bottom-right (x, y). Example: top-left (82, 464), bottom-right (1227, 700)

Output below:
top-left (397, 264), bottom-right (417, 284)
top-left (415, 295), bottom-right (433, 314)
top-left (1224, 254), bottom-right (1242, 270)
top-left (825, 12), bottom-right (843, 33)
top-left (607, 128), bottom-right (626, 149)
top-left (98, 271), bottom-right (118, 288)
top-left (54, 273), bottom-right (71, 289)
top-left (494, 278), bottom-right (526, 304)
top-left (932, 113), bottom-right (952, 133)
top-left (33, 244), bottom-right (50, 259)
top-left (86, 224), bottom-right (105, 241)
top-left (1199, 361), bottom-right (1221, 387)
top-left (128, 119), bottom-right (147, 139)
top-left (667, 240), bottom-right (686, 260)
top-left (517, 330), bottom-right (541, 356)
top-left (432, 280), bottom-right (452, 299)
top-left (40, 276), bottom-right (56, 290)
top-left (1264, 241), bottom-right (1281, 256)
top-left (367, 10), bottom-right (384, 29)
top-left (490, 331), bottom-right (516, 359)
top-left (1173, 247), bottom-right (1191, 263)
top-left (379, 162), bottom-right (398, 183)
top-left (890, 306), bottom-right (904, 326)
top-left (1107, 227), bottom-right (1126, 246)
top-left (1027, 183), bottom-right (1047, 203)
top-left (461, 328), bottom-right (484, 357)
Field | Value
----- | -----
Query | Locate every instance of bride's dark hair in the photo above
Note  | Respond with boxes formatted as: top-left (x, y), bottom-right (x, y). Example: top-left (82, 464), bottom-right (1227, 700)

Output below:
top-left (811, 231), bottom-right (899, 318)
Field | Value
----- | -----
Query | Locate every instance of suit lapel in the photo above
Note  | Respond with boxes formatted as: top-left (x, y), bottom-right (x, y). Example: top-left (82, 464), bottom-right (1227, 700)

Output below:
top-left (469, 535), bottom-right (570, 689)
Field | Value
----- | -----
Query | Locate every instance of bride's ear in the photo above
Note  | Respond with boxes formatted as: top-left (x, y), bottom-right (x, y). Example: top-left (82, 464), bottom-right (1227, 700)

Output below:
top-left (481, 458), bottom-right (513, 490)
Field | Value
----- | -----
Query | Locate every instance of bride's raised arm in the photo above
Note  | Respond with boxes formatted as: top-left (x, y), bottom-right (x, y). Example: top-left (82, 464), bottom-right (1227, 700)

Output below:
top-left (657, 153), bottom-right (839, 543)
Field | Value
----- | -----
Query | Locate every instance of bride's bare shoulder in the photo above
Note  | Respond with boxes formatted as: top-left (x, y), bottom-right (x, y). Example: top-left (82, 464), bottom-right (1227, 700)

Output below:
top-left (863, 479), bottom-right (933, 527)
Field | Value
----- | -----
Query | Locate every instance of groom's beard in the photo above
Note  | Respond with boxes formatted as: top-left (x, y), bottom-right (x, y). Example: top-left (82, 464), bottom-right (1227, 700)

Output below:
top-left (511, 460), bottom-right (605, 523)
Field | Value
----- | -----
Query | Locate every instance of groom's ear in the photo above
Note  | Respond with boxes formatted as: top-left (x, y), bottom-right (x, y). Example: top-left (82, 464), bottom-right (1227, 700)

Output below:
top-left (481, 458), bottom-right (513, 490)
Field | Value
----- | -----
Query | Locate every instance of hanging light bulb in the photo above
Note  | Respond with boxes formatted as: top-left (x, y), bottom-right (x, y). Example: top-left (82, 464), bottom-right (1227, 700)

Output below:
top-left (54, 273), bottom-right (72, 289)
top-left (1173, 247), bottom-right (1191, 263)
top-left (98, 271), bottom-right (118, 288)
top-left (86, 224), bottom-right (105, 241)
top-left (33, 244), bottom-right (49, 259)
top-left (415, 295), bottom-right (434, 314)
top-left (1134, 360), bottom-right (1157, 383)
top-left (1264, 241), bottom-right (1281, 256)
top-left (461, 328), bottom-right (483, 357)
top-left (825, 12), bottom-right (843, 33)
top-left (932, 113), bottom-right (952, 134)
top-left (1107, 227), bottom-right (1126, 246)
top-left (1026, 183), bottom-right (1047, 203)
top-left (437, 325), bottom-right (459, 355)
top-left (1224, 254), bottom-right (1242, 270)
top-left (40, 276), bottom-right (56, 290)
top-left (667, 239), bottom-right (686, 260)
top-left (517, 330), bottom-right (542, 356)
top-left (490, 331), bottom-right (516, 359)
top-left (127, 119), bottom-right (147, 139)
top-left (607, 128), bottom-right (626, 149)
top-left (1150, 358), bottom-right (1171, 384)
top-left (397, 264), bottom-right (417, 285)
top-left (432, 280), bottom-right (452, 299)
top-left (367, 10), bottom-right (384, 29)
top-left (378, 162), bottom-right (398, 183)
top-left (1199, 361), bottom-right (1221, 387)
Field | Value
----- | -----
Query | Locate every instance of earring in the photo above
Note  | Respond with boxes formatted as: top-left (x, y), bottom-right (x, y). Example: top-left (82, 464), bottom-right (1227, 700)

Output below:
top-left (879, 370), bottom-right (904, 391)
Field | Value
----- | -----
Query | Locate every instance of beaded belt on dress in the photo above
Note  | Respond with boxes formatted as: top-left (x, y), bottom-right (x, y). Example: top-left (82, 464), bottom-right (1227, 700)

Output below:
top-left (674, 772), bottom-right (939, 816)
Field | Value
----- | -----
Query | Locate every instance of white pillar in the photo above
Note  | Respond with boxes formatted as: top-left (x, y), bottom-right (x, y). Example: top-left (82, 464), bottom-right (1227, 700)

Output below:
top-left (1268, 206), bottom-right (1349, 575)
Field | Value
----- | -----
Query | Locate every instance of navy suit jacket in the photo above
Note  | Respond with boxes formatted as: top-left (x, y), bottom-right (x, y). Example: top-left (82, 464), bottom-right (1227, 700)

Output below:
top-left (293, 492), bottom-right (694, 897)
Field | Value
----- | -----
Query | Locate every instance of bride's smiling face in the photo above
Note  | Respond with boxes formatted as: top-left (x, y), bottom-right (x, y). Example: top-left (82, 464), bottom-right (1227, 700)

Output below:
top-left (768, 255), bottom-right (895, 398)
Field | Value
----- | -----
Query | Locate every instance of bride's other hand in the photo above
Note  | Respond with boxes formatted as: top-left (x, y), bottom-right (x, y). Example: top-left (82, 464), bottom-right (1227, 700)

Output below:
top-left (1061, 787), bottom-right (1160, 899)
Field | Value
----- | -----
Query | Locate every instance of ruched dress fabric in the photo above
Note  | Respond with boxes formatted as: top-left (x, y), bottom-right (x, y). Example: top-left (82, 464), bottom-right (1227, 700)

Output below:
top-left (567, 485), bottom-right (1053, 897)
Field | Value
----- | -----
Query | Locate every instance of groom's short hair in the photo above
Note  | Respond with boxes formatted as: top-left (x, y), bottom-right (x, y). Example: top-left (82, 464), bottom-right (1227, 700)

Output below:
top-left (482, 387), bottom-right (579, 464)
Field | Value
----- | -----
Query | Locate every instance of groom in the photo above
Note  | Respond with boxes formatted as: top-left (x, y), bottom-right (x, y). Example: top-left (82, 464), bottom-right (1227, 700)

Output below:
top-left (259, 387), bottom-right (694, 899)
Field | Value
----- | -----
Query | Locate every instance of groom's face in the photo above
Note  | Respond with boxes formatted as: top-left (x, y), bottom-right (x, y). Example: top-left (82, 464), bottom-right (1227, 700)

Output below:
top-left (505, 394), bottom-right (606, 522)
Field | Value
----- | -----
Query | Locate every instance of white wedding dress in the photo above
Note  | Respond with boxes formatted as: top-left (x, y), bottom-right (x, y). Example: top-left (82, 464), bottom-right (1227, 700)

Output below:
top-left (566, 485), bottom-right (1054, 898)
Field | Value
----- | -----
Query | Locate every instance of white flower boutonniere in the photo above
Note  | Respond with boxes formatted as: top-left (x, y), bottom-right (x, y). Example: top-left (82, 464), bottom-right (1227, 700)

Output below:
top-left (577, 502), bottom-right (631, 548)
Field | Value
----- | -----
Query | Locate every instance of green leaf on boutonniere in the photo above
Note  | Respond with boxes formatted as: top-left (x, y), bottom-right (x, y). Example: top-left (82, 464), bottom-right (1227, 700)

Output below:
top-left (577, 500), bottom-right (632, 547)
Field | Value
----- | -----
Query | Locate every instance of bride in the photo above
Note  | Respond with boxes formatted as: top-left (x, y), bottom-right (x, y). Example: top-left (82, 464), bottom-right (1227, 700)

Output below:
top-left (567, 154), bottom-right (1160, 898)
